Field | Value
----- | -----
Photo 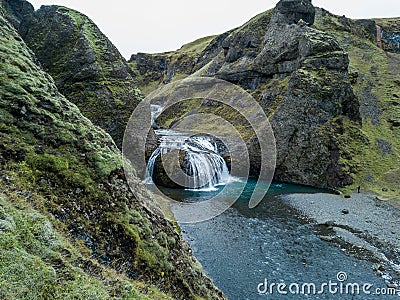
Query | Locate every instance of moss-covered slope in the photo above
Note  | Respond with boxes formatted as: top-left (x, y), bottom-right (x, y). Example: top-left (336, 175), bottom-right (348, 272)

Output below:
top-left (0, 9), bottom-right (224, 300)
top-left (3, 1), bottom-right (143, 147)
top-left (314, 9), bottom-right (400, 198)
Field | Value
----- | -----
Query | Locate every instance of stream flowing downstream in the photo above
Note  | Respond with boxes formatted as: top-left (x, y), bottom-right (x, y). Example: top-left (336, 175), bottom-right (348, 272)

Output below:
top-left (161, 181), bottom-right (393, 299)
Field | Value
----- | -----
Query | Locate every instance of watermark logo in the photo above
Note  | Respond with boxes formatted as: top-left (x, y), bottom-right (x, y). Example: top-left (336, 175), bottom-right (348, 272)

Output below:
top-left (257, 272), bottom-right (400, 297)
top-left (122, 77), bottom-right (276, 223)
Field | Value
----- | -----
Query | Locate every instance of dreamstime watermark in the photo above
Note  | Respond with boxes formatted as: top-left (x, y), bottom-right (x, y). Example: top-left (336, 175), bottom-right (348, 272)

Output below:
top-left (257, 272), bottom-right (400, 297)
top-left (122, 77), bottom-right (276, 223)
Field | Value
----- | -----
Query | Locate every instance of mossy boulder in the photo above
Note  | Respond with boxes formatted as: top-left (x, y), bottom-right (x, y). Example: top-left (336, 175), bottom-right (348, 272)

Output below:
top-left (152, 150), bottom-right (187, 189)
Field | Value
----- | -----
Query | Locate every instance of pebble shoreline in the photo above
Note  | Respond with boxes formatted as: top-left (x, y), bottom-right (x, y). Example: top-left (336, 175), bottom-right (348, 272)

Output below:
top-left (282, 192), bottom-right (400, 285)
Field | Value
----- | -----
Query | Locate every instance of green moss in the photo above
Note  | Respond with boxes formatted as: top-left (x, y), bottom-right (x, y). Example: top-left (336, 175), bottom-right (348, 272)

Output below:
top-left (312, 11), bottom-right (400, 199)
top-left (157, 98), bottom-right (204, 128)
top-left (177, 36), bottom-right (217, 54)
top-left (18, 5), bottom-right (143, 147)
top-left (0, 10), bottom-right (223, 300)
top-left (0, 196), bottom-right (160, 300)
top-left (234, 9), bottom-right (273, 36)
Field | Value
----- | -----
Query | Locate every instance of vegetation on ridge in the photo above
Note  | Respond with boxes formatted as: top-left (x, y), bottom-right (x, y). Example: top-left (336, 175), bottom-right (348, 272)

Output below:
top-left (314, 8), bottom-right (400, 198)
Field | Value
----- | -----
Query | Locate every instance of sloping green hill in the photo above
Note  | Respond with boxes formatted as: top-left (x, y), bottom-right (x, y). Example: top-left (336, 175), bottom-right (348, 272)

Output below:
top-left (0, 7), bottom-right (224, 300)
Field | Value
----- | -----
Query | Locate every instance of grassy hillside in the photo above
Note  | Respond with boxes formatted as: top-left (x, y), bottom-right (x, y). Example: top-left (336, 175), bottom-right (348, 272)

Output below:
top-left (314, 9), bottom-right (400, 198)
top-left (129, 35), bottom-right (217, 94)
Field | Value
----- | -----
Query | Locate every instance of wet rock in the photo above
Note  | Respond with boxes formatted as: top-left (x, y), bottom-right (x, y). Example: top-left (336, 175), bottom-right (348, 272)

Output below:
top-left (153, 149), bottom-right (187, 189)
top-left (320, 236), bottom-right (334, 242)
top-left (325, 220), bottom-right (336, 227)
top-left (372, 264), bottom-right (386, 272)
top-left (130, 0), bottom-right (368, 191)
top-left (342, 209), bottom-right (350, 214)
top-left (318, 220), bottom-right (336, 230)
top-left (0, 211), bottom-right (16, 233)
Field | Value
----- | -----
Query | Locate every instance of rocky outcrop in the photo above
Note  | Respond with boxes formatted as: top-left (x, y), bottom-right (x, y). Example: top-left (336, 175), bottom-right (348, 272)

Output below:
top-left (128, 35), bottom-right (221, 94)
top-left (137, 0), bottom-right (364, 189)
top-left (272, 0), bottom-right (315, 25)
top-left (0, 9), bottom-right (224, 299)
top-left (374, 18), bottom-right (400, 53)
top-left (216, 15), bottom-right (361, 187)
top-left (3, 1), bottom-right (143, 147)
top-left (132, 0), bottom-right (399, 195)
top-left (313, 9), bottom-right (400, 197)
top-left (153, 150), bottom-right (187, 189)
top-left (0, 0), bottom-right (33, 29)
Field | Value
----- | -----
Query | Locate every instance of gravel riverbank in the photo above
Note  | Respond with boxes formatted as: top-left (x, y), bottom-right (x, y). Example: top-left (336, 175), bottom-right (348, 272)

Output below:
top-left (282, 192), bottom-right (400, 286)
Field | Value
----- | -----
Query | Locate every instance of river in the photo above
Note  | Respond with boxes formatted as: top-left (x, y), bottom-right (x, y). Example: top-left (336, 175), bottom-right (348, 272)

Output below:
top-left (161, 181), bottom-right (396, 299)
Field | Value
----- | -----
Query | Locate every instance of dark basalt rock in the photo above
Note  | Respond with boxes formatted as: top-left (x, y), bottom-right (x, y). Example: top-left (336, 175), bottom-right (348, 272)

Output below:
top-left (272, 0), bottom-right (316, 26)
top-left (1, 0), bottom-right (34, 30)
top-left (153, 150), bottom-right (187, 189)
top-left (129, 2), bottom-right (399, 193)
top-left (133, 0), bottom-right (361, 189)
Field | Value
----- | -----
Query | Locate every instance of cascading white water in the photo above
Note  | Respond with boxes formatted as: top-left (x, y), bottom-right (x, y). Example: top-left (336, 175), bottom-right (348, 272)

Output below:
top-left (146, 109), bottom-right (230, 190)
top-left (150, 104), bottom-right (163, 126)
top-left (184, 137), bottom-right (230, 190)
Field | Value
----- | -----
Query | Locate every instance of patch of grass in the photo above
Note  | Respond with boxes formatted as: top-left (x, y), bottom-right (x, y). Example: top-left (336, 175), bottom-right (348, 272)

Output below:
top-left (315, 11), bottom-right (400, 199)
top-left (174, 35), bottom-right (217, 56)
top-left (0, 195), bottom-right (160, 300)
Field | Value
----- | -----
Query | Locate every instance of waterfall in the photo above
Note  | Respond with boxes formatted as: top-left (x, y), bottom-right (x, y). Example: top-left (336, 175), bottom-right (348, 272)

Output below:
top-left (184, 137), bottom-right (230, 190)
top-left (150, 104), bottom-right (163, 126)
top-left (145, 130), bottom-right (230, 190)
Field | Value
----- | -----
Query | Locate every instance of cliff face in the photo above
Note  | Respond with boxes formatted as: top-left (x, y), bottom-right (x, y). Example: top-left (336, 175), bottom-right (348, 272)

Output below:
top-left (131, 0), bottom-right (400, 196)
top-left (3, 1), bottom-right (142, 147)
top-left (314, 9), bottom-right (400, 197)
top-left (374, 18), bottom-right (400, 53)
top-left (0, 5), bottom-right (224, 299)
top-left (129, 35), bottom-right (219, 94)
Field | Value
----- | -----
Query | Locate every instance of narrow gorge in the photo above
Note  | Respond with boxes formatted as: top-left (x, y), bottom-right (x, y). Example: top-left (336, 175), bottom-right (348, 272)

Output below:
top-left (0, 0), bottom-right (399, 299)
